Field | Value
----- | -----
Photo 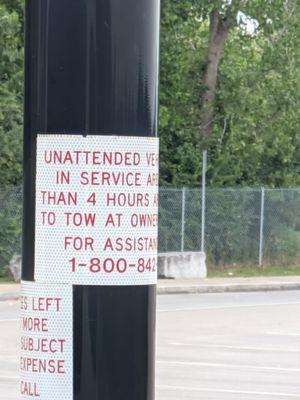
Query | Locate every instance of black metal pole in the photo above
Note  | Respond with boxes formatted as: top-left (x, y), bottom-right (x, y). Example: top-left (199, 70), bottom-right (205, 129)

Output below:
top-left (21, 1), bottom-right (160, 399)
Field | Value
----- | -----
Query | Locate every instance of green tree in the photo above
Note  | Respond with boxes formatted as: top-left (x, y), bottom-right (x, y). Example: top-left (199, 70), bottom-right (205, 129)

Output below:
top-left (0, 3), bottom-right (23, 185)
top-left (209, 1), bottom-right (300, 186)
top-left (159, 0), bottom-right (300, 187)
top-left (0, 0), bottom-right (300, 188)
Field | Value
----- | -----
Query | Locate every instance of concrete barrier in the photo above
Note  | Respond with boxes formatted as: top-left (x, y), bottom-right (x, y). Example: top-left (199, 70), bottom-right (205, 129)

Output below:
top-left (7, 254), bottom-right (21, 282)
top-left (158, 252), bottom-right (207, 279)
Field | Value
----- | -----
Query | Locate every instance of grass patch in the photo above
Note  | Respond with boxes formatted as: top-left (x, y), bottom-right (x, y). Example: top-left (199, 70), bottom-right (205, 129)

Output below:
top-left (208, 265), bottom-right (300, 278)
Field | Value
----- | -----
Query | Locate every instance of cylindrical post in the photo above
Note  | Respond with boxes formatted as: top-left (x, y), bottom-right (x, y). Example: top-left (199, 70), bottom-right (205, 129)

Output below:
top-left (181, 187), bottom-right (186, 252)
top-left (201, 151), bottom-right (207, 253)
top-left (21, 1), bottom-right (160, 400)
top-left (259, 187), bottom-right (265, 268)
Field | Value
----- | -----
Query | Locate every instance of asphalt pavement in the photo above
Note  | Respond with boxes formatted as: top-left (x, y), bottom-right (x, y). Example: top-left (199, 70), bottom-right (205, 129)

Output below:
top-left (157, 291), bottom-right (300, 399)
top-left (1, 291), bottom-right (300, 399)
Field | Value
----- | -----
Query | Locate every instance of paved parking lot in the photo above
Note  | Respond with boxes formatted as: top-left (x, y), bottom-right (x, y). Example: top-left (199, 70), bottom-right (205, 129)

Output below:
top-left (1, 290), bottom-right (300, 399)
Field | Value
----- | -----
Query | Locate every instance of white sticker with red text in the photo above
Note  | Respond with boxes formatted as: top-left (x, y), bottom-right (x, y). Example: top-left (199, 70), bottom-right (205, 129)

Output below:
top-left (20, 281), bottom-right (73, 399)
top-left (35, 135), bottom-right (159, 285)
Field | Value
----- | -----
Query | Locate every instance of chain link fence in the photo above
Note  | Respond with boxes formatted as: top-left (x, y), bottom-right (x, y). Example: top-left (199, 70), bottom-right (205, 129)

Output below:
top-left (0, 186), bottom-right (300, 272)
top-left (159, 187), bottom-right (300, 268)
top-left (0, 186), bottom-right (22, 272)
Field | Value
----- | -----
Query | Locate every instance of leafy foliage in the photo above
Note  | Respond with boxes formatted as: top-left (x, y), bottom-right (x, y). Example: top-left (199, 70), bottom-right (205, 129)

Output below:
top-left (0, 3), bottom-right (23, 185)
top-left (159, 0), bottom-right (300, 187)
top-left (0, 2), bottom-right (23, 271)
top-left (0, 187), bottom-right (22, 269)
top-left (0, 0), bottom-right (299, 187)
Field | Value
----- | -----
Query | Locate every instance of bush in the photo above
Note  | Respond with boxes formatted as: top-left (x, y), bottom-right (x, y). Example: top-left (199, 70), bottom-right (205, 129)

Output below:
top-left (0, 186), bottom-right (22, 271)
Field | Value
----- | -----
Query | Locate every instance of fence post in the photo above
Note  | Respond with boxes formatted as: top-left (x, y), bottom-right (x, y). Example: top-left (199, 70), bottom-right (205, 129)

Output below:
top-left (181, 187), bottom-right (186, 252)
top-left (201, 150), bottom-right (207, 252)
top-left (259, 187), bottom-right (265, 267)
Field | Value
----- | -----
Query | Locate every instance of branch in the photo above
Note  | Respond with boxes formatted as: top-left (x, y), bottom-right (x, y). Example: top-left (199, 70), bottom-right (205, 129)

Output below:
top-left (220, 117), bottom-right (227, 144)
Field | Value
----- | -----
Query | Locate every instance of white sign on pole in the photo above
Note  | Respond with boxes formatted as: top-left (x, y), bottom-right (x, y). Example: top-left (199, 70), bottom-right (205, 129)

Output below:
top-left (20, 281), bottom-right (73, 399)
top-left (34, 135), bottom-right (159, 285)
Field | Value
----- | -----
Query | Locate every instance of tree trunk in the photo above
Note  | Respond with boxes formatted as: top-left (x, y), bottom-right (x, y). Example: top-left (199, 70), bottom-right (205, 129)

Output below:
top-left (200, 10), bottom-right (229, 139)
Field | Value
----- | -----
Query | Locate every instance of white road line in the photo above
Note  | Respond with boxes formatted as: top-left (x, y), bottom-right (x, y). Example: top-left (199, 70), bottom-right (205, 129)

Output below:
top-left (157, 360), bottom-right (300, 373)
top-left (169, 342), bottom-right (300, 353)
top-left (0, 319), bottom-right (18, 323)
top-left (157, 384), bottom-right (300, 398)
top-left (267, 332), bottom-right (300, 337)
top-left (158, 301), bottom-right (300, 312)
top-left (0, 375), bottom-right (18, 381)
